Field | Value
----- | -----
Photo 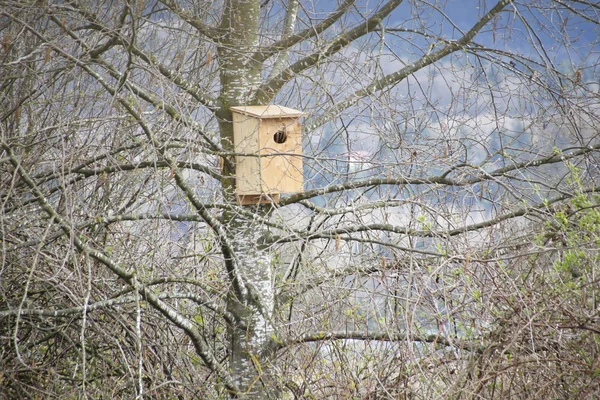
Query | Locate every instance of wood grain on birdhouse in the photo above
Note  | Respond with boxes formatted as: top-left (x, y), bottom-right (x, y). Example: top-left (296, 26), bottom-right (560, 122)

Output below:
top-left (231, 105), bottom-right (306, 205)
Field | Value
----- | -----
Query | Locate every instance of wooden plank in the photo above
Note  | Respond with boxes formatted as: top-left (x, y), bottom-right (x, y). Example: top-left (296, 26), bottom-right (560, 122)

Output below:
top-left (258, 118), bottom-right (303, 193)
top-left (236, 193), bottom-right (280, 205)
top-left (233, 111), bottom-right (261, 194)
top-left (230, 105), bottom-right (306, 119)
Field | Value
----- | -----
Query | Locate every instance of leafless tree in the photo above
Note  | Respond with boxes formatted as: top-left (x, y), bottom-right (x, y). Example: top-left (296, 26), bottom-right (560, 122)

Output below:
top-left (2, 0), bottom-right (600, 398)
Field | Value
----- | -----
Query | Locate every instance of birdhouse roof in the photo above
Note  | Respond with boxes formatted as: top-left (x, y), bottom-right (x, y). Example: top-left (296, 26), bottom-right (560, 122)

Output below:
top-left (230, 105), bottom-right (306, 119)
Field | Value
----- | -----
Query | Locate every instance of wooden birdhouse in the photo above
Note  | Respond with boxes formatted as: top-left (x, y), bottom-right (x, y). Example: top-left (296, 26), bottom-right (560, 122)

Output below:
top-left (230, 105), bottom-right (306, 205)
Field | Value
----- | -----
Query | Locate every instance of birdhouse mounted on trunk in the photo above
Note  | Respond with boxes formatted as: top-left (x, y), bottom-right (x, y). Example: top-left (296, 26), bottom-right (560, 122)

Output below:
top-left (230, 105), bottom-right (306, 205)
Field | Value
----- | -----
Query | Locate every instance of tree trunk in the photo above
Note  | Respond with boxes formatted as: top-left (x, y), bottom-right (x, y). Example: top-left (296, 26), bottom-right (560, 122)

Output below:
top-left (217, 1), bottom-right (277, 397)
top-left (227, 217), bottom-right (278, 398)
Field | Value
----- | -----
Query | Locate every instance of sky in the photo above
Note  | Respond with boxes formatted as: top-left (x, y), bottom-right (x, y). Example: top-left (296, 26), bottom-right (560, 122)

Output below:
top-left (290, 0), bottom-right (599, 232)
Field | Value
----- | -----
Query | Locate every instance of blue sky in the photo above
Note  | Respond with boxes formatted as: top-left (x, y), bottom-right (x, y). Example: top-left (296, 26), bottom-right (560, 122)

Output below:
top-left (291, 0), bottom-right (599, 230)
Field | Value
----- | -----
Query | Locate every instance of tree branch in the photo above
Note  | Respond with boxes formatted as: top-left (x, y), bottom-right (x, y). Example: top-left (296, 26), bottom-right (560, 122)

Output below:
top-left (305, 0), bottom-right (513, 131)
top-left (46, 15), bottom-right (224, 153)
top-left (53, 3), bottom-right (221, 109)
top-left (0, 292), bottom-right (235, 326)
top-left (256, 0), bottom-right (356, 63)
top-left (298, 187), bottom-right (598, 239)
top-left (276, 330), bottom-right (483, 352)
top-left (265, 0), bottom-right (300, 81)
top-left (158, 0), bottom-right (221, 41)
top-left (128, 42), bottom-right (221, 111)
top-left (255, 0), bottom-right (405, 103)
top-left (1, 142), bottom-right (240, 394)
top-left (281, 141), bottom-right (600, 205)
top-left (3, 158), bottom-right (222, 213)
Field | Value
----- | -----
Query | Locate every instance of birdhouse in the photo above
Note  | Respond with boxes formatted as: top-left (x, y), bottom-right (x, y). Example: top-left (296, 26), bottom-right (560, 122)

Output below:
top-left (230, 105), bottom-right (306, 205)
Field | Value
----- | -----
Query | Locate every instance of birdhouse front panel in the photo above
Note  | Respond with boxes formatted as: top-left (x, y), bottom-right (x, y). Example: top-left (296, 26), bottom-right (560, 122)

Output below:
top-left (231, 105), bottom-right (305, 204)
top-left (257, 118), bottom-right (303, 193)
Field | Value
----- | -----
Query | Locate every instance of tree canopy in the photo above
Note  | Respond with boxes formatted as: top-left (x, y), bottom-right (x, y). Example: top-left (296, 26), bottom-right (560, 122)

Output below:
top-left (2, 0), bottom-right (600, 398)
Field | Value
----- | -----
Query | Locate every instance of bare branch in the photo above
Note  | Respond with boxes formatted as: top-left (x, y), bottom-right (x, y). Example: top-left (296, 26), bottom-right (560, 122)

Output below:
top-left (266, 0), bottom-right (300, 81)
top-left (1, 142), bottom-right (240, 393)
top-left (277, 330), bottom-right (482, 352)
top-left (256, 0), bottom-right (356, 63)
top-left (255, 0), bottom-right (405, 103)
top-left (0, 292), bottom-right (235, 326)
top-left (305, 0), bottom-right (513, 131)
top-left (158, 0), bottom-right (221, 41)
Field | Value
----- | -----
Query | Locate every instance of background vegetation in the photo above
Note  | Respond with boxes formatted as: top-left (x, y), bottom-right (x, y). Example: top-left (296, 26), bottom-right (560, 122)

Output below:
top-left (2, 0), bottom-right (600, 398)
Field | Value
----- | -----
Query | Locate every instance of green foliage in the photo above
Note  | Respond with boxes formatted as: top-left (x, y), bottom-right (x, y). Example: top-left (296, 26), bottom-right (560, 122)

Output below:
top-left (549, 166), bottom-right (600, 284)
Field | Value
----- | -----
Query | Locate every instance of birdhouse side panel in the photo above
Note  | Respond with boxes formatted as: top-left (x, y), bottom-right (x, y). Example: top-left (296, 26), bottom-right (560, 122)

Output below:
top-left (258, 119), bottom-right (303, 193)
top-left (232, 113), bottom-right (262, 194)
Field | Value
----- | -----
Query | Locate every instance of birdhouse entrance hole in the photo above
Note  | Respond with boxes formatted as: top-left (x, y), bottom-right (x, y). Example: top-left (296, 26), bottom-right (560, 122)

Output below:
top-left (273, 129), bottom-right (287, 144)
